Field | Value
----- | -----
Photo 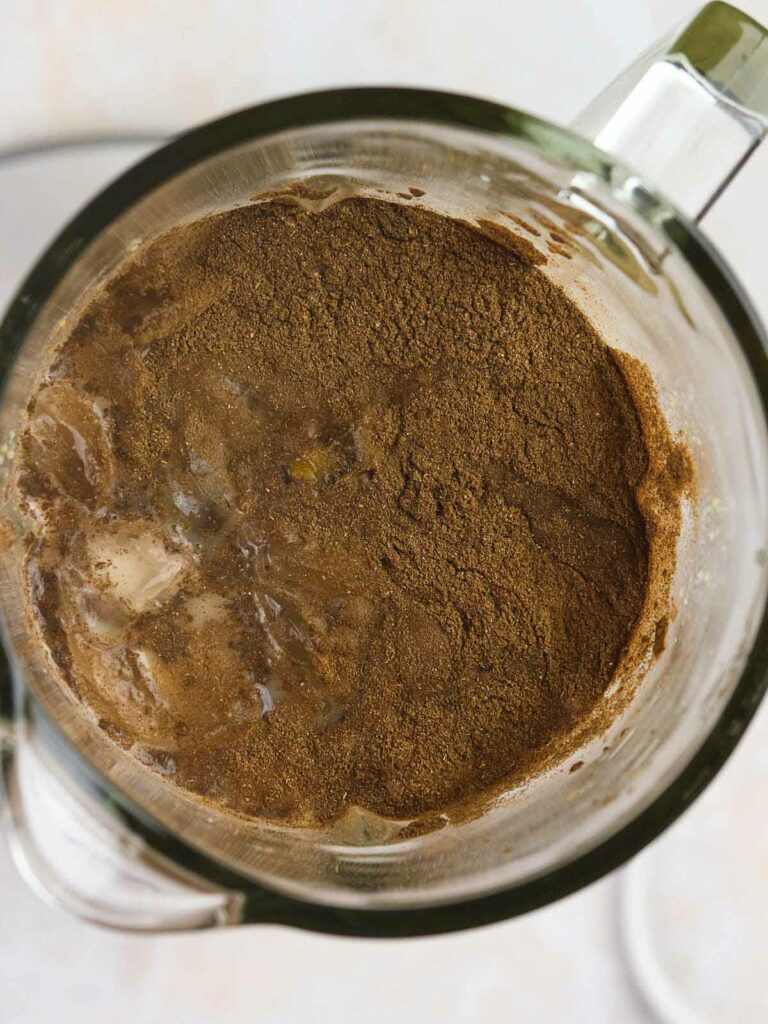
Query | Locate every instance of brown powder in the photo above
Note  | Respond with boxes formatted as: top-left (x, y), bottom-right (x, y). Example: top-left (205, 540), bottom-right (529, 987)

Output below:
top-left (17, 196), bottom-right (687, 827)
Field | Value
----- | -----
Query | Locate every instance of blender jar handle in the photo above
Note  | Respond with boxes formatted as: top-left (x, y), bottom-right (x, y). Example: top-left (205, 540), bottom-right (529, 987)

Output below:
top-left (572, 1), bottom-right (768, 221)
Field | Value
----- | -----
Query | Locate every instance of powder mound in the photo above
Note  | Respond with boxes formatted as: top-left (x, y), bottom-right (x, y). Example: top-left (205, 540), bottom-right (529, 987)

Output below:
top-left (17, 197), bottom-right (683, 827)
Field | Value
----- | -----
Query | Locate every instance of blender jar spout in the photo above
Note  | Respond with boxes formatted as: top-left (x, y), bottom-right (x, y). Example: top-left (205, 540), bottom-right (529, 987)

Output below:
top-left (572, 2), bottom-right (768, 221)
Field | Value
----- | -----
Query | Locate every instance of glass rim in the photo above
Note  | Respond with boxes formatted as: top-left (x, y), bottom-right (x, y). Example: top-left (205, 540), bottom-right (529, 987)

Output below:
top-left (1, 86), bottom-right (767, 937)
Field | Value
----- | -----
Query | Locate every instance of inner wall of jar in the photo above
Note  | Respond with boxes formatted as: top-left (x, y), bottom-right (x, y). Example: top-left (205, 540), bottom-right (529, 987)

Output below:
top-left (0, 120), bottom-right (766, 909)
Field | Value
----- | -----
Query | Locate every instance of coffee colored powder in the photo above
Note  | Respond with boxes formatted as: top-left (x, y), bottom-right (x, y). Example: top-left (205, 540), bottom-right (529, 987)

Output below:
top-left (18, 196), bottom-right (687, 827)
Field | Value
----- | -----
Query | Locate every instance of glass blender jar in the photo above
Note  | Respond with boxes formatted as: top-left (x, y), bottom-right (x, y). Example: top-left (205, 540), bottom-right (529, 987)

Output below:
top-left (0, 2), bottom-right (766, 936)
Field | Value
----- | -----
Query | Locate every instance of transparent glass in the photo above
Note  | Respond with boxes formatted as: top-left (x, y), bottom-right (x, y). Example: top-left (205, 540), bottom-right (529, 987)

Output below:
top-left (575, 1), bottom-right (768, 219)
top-left (0, 4), bottom-right (767, 935)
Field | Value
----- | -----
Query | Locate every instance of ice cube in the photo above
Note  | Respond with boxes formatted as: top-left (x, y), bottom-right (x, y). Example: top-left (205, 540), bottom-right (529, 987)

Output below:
top-left (131, 647), bottom-right (172, 708)
top-left (86, 523), bottom-right (188, 615)
top-left (26, 381), bottom-right (114, 505)
top-left (62, 631), bottom-right (176, 746)
top-left (184, 591), bottom-right (229, 628)
top-left (255, 682), bottom-right (275, 716)
top-left (171, 485), bottom-right (230, 542)
top-left (78, 584), bottom-right (132, 642)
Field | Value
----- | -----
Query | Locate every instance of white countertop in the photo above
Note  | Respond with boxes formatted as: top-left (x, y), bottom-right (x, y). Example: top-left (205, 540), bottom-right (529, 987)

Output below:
top-left (2, 3), bottom-right (768, 1021)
